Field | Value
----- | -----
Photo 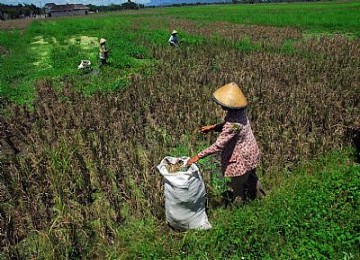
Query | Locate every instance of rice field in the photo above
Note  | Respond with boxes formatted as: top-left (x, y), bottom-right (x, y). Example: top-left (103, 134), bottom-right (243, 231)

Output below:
top-left (0, 1), bottom-right (359, 258)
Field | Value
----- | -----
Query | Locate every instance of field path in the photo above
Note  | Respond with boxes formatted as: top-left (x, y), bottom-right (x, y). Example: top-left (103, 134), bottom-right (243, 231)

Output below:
top-left (0, 18), bottom-right (35, 30)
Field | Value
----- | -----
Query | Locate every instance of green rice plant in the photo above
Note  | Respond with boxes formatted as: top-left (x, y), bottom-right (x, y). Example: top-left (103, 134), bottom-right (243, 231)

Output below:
top-left (161, 2), bottom-right (360, 37)
top-left (128, 149), bottom-right (359, 259)
top-left (1, 2), bottom-right (359, 258)
top-left (234, 36), bottom-right (261, 53)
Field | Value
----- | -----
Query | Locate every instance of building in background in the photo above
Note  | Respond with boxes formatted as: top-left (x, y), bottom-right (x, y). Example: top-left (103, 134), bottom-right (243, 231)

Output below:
top-left (44, 3), bottom-right (90, 17)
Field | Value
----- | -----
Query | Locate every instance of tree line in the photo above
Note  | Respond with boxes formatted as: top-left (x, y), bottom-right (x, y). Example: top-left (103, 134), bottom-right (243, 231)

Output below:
top-left (0, 4), bottom-right (41, 20)
top-left (88, 1), bottom-right (145, 12)
top-left (0, 1), bottom-right (145, 20)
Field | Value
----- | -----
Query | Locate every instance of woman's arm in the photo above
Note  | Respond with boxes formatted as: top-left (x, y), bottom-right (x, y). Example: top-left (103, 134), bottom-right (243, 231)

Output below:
top-left (187, 123), bottom-right (237, 165)
top-left (213, 122), bottom-right (225, 132)
top-left (198, 123), bottom-right (236, 158)
top-left (200, 122), bottom-right (224, 134)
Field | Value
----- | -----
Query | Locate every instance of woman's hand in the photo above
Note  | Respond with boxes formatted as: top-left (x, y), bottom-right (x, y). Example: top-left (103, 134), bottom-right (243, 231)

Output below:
top-left (200, 125), bottom-right (216, 134)
top-left (186, 155), bottom-right (200, 166)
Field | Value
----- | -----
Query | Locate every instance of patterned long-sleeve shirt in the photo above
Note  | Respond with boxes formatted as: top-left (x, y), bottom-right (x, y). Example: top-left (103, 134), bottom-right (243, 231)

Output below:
top-left (197, 109), bottom-right (260, 177)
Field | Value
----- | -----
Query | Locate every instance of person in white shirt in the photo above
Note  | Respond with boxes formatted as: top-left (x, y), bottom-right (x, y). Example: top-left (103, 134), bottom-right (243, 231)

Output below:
top-left (168, 30), bottom-right (179, 47)
top-left (99, 38), bottom-right (109, 67)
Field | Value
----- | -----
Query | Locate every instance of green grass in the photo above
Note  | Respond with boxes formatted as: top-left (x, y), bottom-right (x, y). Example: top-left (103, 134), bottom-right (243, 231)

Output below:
top-left (1, 2), bottom-right (359, 258)
top-left (157, 1), bottom-right (360, 36)
top-left (1, 1), bottom-right (359, 104)
top-left (0, 16), bottom-right (153, 104)
top-left (10, 148), bottom-right (359, 259)
top-left (122, 148), bottom-right (360, 259)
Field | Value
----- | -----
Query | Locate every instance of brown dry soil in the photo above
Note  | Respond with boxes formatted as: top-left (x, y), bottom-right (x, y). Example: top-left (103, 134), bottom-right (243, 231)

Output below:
top-left (0, 18), bottom-right (34, 30)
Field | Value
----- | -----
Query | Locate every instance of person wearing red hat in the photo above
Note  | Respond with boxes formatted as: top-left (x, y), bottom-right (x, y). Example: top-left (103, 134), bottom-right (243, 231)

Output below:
top-left (187, 82), bottom-right (265, 204)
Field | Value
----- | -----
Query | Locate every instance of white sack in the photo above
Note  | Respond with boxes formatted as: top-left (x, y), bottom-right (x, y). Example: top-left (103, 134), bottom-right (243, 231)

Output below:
top-left (78, 60), bottom-right (91, 69)
top-left (157, 156), bottom-right (212, 230)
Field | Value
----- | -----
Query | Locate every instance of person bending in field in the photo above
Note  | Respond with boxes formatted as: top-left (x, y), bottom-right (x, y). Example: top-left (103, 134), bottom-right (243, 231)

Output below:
top-left (99, 38), bottom-right (109, 67)
top-left (168, 30), bottom-right (179, 47)
top-left (187, 82), bottom-right (266, 205)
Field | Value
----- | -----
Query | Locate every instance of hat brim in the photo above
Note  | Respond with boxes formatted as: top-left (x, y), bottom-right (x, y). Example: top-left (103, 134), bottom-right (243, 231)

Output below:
top-left (212, 96), bottom-right (247, 110)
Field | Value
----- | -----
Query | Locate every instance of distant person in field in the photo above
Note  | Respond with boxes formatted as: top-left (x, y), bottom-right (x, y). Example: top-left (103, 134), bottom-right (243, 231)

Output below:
top-left (187, 82), bottom-right (266, 205)
top-left (99, 38), bottom-right (109, 67)
top-left (168, 30), bottom-right (179, 47)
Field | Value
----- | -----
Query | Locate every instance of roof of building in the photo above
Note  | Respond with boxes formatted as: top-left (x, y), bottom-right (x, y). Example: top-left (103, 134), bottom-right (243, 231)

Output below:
top-left (44, 3), bottom-right (56, 7)
top-left (48, 4), bottom-right (90, 12)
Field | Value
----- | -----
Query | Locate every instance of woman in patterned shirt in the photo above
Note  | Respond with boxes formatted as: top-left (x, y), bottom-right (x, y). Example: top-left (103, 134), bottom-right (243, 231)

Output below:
top-left (187, 82), bottom-right (265, 204)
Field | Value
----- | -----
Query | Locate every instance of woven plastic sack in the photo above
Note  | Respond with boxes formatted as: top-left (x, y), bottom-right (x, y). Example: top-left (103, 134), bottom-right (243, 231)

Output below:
top-left (157, 156), bottom-right (212, 230)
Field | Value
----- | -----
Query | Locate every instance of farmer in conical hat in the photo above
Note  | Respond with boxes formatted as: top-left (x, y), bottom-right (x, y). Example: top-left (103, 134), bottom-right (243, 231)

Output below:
top-left (168, 30), bottom-right (179, 47)
top-left (187, 82), bottom-right (265, 205)
top-left (99, 38), bottom-right (109, 67)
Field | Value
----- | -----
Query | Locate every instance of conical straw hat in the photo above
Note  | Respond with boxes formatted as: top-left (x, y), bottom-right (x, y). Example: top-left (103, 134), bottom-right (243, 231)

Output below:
top-left (100, 38), bottom-right (107, 44)
top-left (171, 30), bottom-right (178, 35)
top-left (212, 82), bottom-right (247, 109)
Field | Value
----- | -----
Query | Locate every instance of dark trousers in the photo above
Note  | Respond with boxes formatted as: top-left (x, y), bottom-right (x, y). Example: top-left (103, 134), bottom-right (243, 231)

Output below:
top-left (99, 58), bottom-right (107, 67)
top-left (228, 169), bottom-right (266, 202)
